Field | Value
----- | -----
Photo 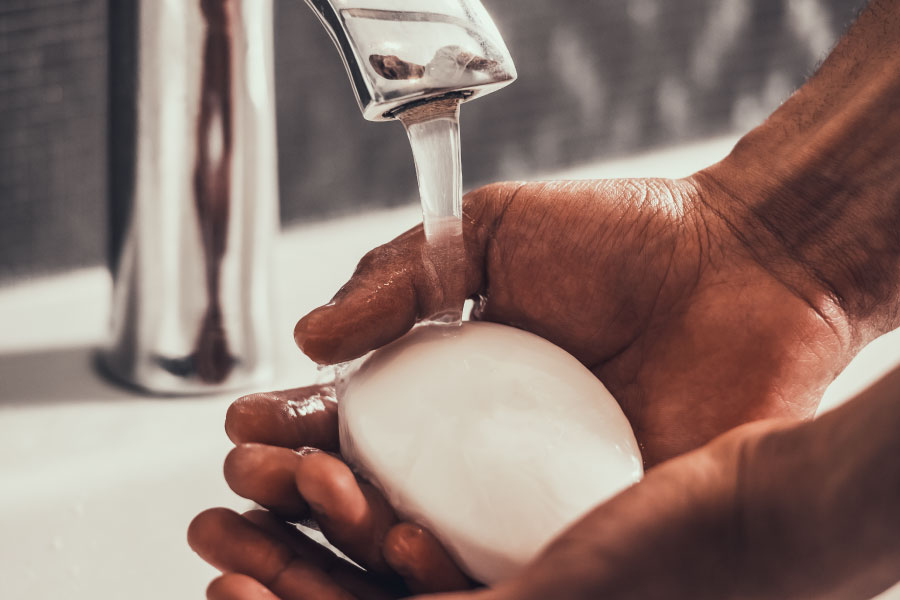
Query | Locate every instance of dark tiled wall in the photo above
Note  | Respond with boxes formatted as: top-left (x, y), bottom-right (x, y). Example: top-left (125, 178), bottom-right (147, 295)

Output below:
top-left (0, 0), bottom-right (862, 282)
top-left (1, 0), bottom-right (107, 281)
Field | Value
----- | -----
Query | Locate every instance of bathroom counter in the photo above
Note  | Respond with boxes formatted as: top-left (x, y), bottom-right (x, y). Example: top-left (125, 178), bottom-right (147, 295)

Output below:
top-left (2, 137), bottom-right (899, 599)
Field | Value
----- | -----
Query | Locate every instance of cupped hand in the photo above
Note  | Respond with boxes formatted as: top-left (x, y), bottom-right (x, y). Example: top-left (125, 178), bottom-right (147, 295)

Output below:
top-left (189, 384), bottom-right (474, 599)
top-left (431, 418), bottom-right (799, 600)
top-left (190, 173), bottom-right (856, 599)
top-left (296, 175), bottom-right (853, 466)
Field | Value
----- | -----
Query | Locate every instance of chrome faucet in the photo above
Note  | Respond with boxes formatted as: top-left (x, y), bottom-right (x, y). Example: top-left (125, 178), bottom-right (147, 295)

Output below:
top-left (304, 0), bottom-right (516, 121)
top-left (100, 0), bottom-right (515, 395)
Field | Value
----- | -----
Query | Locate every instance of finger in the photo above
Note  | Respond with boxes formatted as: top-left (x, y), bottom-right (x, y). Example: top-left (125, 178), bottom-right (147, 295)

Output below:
top-left (224, 444), bottom-right (309, 521)
top-left (225, 385), bottom-right (339, 450)
top-left (241, 509), bottom-right (336, 571)
top-left (207, 573), bottom-right (280, 600)
top-left (383, 523), bottom-right (472, 594)
top-left (243, 509), bottom-right (402, 600)
top-left (293, 449), bottom-right (398, 572)
top-left (294, 182), bottom-right (523, 365)
top-left (188, 508), bottom-right (356, 600)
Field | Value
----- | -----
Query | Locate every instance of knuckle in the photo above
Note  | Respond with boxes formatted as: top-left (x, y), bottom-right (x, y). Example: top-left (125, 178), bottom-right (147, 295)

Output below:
top-left (463, 181), bottom-right (530, 230)
top-left (464, 181), bottom-right (519, 212)
top-left (354, 242), bottom-right (405, 276)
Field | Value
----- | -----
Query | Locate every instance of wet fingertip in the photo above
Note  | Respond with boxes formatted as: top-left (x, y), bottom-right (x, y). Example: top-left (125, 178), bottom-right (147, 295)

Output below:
top-left (188, 507), bottom-right (236, 554)
top-left (224, 402), bottom-right (244, 444)
top-left (222, 443), bottom-right (269, 495)
top-left (293, 308), bottom-right (337, 360)
top-left (295, 285), bottom-right (417, 365)
top-left (225, 445), bottom-right (311, 521)
top-left (223, 443), bottom-right (254, 480)
top-left (296, 335), bottom-right (342, 366)
top-left (225, 396), bottom-right (261, 444)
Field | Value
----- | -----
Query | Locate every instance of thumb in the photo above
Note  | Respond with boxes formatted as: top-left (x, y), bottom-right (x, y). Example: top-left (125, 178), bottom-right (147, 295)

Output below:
top-left (293, 182), bottom-right (523, 365)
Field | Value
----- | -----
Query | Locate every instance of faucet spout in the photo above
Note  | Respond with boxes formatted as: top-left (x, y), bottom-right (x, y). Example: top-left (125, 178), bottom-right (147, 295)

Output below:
top-left (303, 0), bottom-right (516, 121)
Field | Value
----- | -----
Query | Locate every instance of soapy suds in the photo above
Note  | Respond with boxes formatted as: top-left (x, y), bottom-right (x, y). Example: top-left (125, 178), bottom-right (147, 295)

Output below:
top-left (396, 95), bottom-right (467, 325)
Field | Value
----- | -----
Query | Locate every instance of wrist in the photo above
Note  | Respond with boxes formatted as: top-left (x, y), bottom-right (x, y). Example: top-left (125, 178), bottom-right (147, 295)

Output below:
top-left (692, 0), bottom-right (900, 341)
top-left (689, 143), bottom-right (866, 337)
top-left (693, 109), bottom-right (900, 342)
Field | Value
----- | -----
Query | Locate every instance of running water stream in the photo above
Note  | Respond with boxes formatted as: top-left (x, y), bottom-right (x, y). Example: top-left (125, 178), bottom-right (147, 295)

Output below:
top-left (396, 95), bottom-right (467, 325)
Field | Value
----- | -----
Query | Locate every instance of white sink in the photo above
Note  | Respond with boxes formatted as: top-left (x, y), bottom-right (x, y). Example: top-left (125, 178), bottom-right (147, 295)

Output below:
top-left (2, 137), bottom-right (898, 599)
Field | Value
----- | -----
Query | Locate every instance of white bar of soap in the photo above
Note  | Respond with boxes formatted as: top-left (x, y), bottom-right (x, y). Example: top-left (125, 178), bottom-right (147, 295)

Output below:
top-left (339, 322), bottom-right (643, 584)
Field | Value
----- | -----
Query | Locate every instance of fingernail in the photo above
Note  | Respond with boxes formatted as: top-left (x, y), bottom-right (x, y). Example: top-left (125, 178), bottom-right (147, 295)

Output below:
top-left (389, 540), bottom-right (414, 578)
top-left (386, 526), bottom-right (421, 577)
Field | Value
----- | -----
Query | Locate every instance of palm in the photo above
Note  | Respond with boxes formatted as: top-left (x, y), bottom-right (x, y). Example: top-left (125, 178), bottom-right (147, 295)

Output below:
top-left (468, 177), bottom-right (846, 465)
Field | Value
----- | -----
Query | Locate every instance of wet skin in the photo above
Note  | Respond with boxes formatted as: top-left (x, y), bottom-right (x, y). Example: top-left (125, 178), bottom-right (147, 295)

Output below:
top-left (189, 173), bottom-right (867, 599)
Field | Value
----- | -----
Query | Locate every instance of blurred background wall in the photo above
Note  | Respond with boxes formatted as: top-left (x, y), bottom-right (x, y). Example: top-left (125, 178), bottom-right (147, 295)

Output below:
top-left (0, 0), bottom-right (862, 283)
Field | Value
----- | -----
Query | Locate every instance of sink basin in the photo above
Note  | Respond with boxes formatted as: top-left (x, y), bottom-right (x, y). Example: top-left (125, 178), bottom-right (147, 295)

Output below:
top-left (2, 137), bottom-right (898, 599)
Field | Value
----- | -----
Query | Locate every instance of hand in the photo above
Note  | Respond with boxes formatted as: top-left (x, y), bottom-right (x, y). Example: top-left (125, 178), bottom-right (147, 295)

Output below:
top-left (431, 419), bottom-right (777, 600)
top-left (295, 174), bottom-right (855, 467)
top-left (189, 384), bottom-right (474, 599)
top-left (190, 376), bottom-right (900, 600)
top-left (438, 364), bottom-right (900, 600)
top-left (188, 171), bottom-right (857, 599)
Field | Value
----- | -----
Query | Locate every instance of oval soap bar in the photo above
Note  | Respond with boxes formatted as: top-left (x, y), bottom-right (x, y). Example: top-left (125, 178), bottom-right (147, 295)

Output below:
top-left (339, 322), bottom-right (643, 584)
